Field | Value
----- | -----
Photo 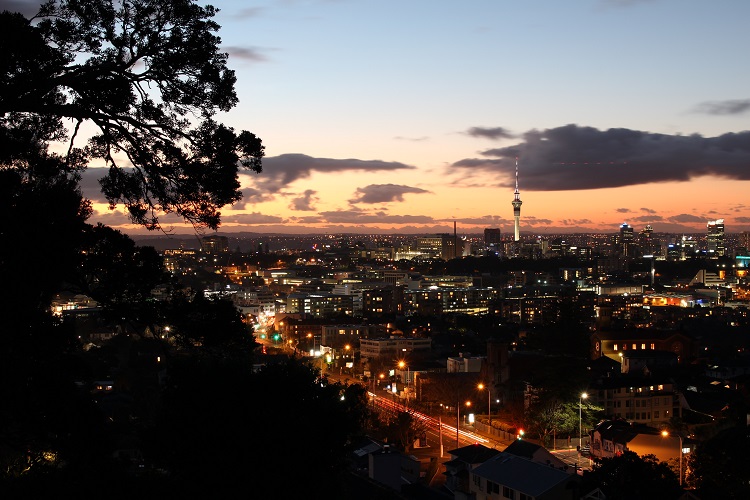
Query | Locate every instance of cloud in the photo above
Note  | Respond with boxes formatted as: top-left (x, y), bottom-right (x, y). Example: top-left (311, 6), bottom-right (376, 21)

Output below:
top-left (79, 167), bottom-right (109, 204)
top-left (669, 214), bottom-right (705, 223)
top-left (444, 215), bottom-right (509, 225)
top-left (560, 219), bottom-right (593, 226)
top-left (224, 46), bottom-right (269, 62)
top-left (465, 127), bottom-right (515, 140)
top-left (222, 212), bottom-right (285, 224)
top-left (524, 216), bottom-right (555, 225)
top-left (234, 7), bottom-right (264, 19)
top-left (632, 215), bottom-right (664, 222)
top-left (451, 124), bottom-right (750, 191)
top-left (640, 207), bottom-right (657, 214)
top-left (242, 154), bottom-right (416, 202)
top-left (289, 190), bottom-right (318, 211)
top-left (616, 208), bottom-right (631, 213)
top-left (735, 217), bottom-right (750, 223)
top-left (315, 210), bottom-right (435, 225)
top-left (349, 184), bottom-right (430, 204)
top-left (693, 99), bottom-right (750, 116)
top-left (394, 136), bottom-right (429, 142)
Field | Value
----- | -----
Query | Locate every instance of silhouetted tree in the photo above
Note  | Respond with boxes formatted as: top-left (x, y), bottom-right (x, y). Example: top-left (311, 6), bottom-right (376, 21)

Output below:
top-left (384, 410), bottom-right (428, 453)
top-left (2, 0), bottom-right (264, 229)
top-left (582, 450), bottom-right (682, 500)
top-left (0, 1), bottom-right (265, 493)
top-left (688, 426), bottom-right (750, 499)
top-left (164, 292), bottom-right (256, 351)
top-left (150, 356), bottom-right (369, 497)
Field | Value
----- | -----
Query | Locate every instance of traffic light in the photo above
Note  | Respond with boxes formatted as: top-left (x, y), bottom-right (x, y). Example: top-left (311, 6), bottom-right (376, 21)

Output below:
top-left (273, 333), bottom-right (280, 342)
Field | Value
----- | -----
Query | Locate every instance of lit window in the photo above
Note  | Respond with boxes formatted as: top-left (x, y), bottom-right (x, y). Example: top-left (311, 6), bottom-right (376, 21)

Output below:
top-left (613, 344), bottom-right (618, 351)
top-left (641, 344), bottom-right (646, 350)
top-left (650, 343), bottom-right (655, 349)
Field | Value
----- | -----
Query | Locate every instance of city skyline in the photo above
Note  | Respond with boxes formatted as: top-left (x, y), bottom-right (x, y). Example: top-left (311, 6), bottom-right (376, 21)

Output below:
top-left (10, 0), bottom-right (750, 236)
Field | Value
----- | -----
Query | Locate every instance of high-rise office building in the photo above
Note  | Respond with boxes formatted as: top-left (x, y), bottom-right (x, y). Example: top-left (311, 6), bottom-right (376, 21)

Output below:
top-left (416, 234), bottom-right (458, 260)
top-left (639, 224), bottom-right (657, 256)
top-left (618, 223), bottom-right (635, 256)
top-left (706, 219), bottom-right (725, 257)
top-left (484, 228), bottom-right (502, 246)
top-left (511, 158), bottom-right (522, 242)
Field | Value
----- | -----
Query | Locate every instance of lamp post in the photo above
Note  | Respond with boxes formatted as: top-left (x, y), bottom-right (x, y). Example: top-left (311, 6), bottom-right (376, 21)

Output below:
top-left (478, 383), bottom-right (491, 427)
top-left (398, 360), bottom-right (409, 405)
top-left (577, 392), bottom-right (588, 470)
top-left (456, 397), bottom-right (460, 448)
top-left (661, 430), bottom-right (683, 486)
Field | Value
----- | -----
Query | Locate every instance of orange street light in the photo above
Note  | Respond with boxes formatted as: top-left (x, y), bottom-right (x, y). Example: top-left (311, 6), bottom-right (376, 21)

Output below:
top-left (578, 392), bottom-right (588, 470)
top-left (661, 430), bottom-right (683, 485)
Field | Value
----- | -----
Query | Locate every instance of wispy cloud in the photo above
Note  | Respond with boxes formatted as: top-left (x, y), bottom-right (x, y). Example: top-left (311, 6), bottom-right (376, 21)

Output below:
top-left (632, 215), bottom-right (664, 222)
top-left (693, 99), bottom-right (750, 116)
top-left (224, 46), bottom-right (269, 62)
top-left (234, 7), bottom-right (265, 19)
top-left (465, 126), bottom-right (515, 140)
top-left (394, 136), bottom-right (429, 142)
top-left (223, 212), bottom-right (286, 224)
top-left (313, 210), bottom-right (435, 225)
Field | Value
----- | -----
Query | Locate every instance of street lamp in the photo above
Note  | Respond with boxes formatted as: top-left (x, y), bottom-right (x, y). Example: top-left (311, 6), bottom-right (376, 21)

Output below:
top-left (661, 430), bottom-right (683, 486)
top-left (478, 383), bottom-right (491, 427)
top-left (398, 360), bottom-right (409, 386)
top-left (578, 392), bottom-right (588, 470)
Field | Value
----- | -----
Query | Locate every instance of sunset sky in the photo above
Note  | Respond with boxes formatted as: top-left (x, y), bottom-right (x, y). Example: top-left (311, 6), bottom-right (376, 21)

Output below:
top-left (9, 0), bottom-right (750, 236)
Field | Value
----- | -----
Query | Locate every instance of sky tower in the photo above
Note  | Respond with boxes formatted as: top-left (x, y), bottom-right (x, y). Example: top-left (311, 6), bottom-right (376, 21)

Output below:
top-left (511, 157), bottom-right (522, 241)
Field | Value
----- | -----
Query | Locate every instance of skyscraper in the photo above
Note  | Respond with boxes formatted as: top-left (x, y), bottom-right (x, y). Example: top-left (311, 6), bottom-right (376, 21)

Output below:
top-left (511, 158), bottom-right (522, 242)
top-left (618, 223), bottom-right (635, 256)
top-left (484, 228), bottom-right (502, 246)
top-left (639, 224), bottom-right (656, 256)
top-left (706, 219), bottom-right (725, 257)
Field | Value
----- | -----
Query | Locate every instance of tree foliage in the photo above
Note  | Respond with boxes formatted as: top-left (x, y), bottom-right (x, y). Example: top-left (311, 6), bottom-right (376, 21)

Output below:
top-left (582, 450), bottom-right (682, 500)
top-left (1, 0), bottom-right (264, 230)
top-left (688, 426), bottom-right (750, 499)
top-left (151, 356), bottom-right (369, 497)
top-left (384, 410), bottom-right (428, 453)
top-left (164, 292), bottom-right (256, 351)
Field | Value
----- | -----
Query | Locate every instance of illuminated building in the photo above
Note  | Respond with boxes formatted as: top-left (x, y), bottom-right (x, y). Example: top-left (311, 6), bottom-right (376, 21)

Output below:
top-left (201, 235), bottom-right (229, 253)
top-left (706, 219), bottom-right (725, 257)
top-left (617, 223), bottom-right (635, 256)
top-left (358, 337), bottom-right (432, 361)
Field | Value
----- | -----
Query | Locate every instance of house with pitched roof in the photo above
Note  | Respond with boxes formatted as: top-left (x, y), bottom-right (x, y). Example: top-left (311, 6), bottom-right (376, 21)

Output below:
top-left (469, 452), bottom-right (580, 500)
top-left (443, 443), bottom-right (501, 496)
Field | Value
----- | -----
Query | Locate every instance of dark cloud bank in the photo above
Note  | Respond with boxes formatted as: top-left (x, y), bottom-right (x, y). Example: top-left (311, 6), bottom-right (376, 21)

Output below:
top-left (454, 124), bottom-right (750, 191)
